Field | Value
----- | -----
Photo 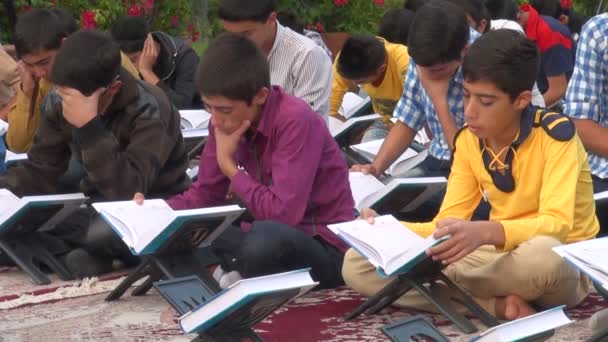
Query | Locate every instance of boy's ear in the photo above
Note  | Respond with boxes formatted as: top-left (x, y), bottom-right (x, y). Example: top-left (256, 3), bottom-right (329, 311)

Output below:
top-left (253, 86), bottom-right (269, 106)
top-left (109, 80), bottom-right (122, 97)
top-left (514, 90), bottom-right (532, 110)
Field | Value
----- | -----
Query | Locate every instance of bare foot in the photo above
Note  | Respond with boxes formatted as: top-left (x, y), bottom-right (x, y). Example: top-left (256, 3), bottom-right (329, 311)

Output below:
top-left (496, 295), bottom-right (536, 320)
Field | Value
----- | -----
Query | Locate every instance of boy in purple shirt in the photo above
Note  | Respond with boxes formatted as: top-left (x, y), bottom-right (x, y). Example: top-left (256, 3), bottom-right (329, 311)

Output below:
top-left (137, 33), bottom-right (355, 289)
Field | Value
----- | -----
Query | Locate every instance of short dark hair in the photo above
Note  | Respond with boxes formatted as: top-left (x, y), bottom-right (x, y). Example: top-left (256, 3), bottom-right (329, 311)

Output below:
top-left (337, 35), bottom-right (386, 81)
top-left (378, 9), bottom-right (415, 46)
top-left (485, 0), bottom-right (518, 20)
top-left (110, 16), bottom-right (149, 53)
top-left (50, 30), bottom-right (121, 96)
top-left (218, 0), bottom-right (276, 23)
top-left (196, 33), bottom-right (270, 104)
top-left (276, 10), bottom-right (303, 34)
top-left (49, 8), bottom-right (78, 35)
top-left (530, 0), bottom-right (561, 18)
top-left (404, 0), bottom-right (428, 12)
top-left (446, 0), bottom-right (491, 30)
top-left (14, 8), bottom-right (67, 58)
top-left (462, 29), bottom-right (539, 101)
top-left (407, 1), bottom-right (470, 67)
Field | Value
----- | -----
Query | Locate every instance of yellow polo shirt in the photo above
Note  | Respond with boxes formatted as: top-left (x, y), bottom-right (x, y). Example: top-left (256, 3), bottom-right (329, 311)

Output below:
top-left (329, 38), bottom-right (409, 123)
top-left (406, 108), bottom-right (599, 251)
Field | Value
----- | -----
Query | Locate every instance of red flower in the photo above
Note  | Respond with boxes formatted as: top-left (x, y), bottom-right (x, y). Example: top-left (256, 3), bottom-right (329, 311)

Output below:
top-left (80, 9), bottom-right (97, 29)
top-left (373, 0), bottom-right (385, 5)
top-left (315, 21), bottom-right (325, 32)
top-left (143, 0), bottom-right (154, 14)
top-left (127, 5), bottom-right (142, 16)
top-left (333, 0), bottom-right (349, 7)
top-left (170, 15), bottom-right (180, 28)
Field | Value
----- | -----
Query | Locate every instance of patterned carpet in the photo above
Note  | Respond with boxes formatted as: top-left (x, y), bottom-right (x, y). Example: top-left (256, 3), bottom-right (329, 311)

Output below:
top-left (0, 266), bottom-right (605, 342)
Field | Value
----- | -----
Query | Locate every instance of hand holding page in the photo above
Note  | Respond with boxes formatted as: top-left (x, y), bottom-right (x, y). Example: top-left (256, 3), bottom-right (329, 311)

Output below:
top-left (328, 215), bottom-right (446, 277)
top-left (348, 172), bottom-right (447, 212)
top-left (351, 139), bottom-right (429, 176)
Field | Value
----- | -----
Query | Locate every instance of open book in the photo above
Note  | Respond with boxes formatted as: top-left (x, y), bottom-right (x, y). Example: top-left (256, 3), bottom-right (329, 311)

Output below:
top-left (330, 113), bottom-right (382, 143)
top-left (0, 189), bottom-right (87, 230)
top-left (349, 172), bottom-right (447, 212)
top-left (339, 92), bottom-right (372, 119)
top-left (595, 191), bottom-right (608, 203)
top-left (92, 200), bottom-right (244, 255)
top-left (552, 237), bottom-right (608, 291)
top-left (4, 150), bottom-right (27, 166)
top-left (471, 306), bottom-right (573, 342)
top-left (178, 269), bottom-right (318, 334)
top-left (328, 215), bottom-right (446, 277)
top-left (180, 109), bottom-right (211, 130)
top-left (0, 119), bottom-right (7, 136)
top-left (351, 139), bottom-right (429, 176)
top-left (180, 110), bottom-right (211, 139)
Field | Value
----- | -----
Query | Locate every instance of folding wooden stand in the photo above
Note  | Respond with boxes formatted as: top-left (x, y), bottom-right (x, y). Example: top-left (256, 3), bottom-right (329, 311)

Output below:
top-left (153, 275), bottom-right (264, 342)
top-left (0, 202), bottom-right (86, 285)
top-left (346, 257), bottom-right (499, 334)
top-left (105, 214), bottom-right (238, 301)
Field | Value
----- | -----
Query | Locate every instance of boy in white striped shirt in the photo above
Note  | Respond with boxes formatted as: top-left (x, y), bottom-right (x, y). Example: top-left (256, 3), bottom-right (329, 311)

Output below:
top-left (219, 0), bottom-right (333, 121)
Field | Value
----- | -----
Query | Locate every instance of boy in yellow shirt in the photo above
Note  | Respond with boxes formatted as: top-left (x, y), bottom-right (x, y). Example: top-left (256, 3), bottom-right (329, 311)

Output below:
top-left (7, 8), bottom-right (139, 153)
top-left (342, 29), bottom-right (598, 320)
top-left (330, 35), bottom-right (409, 142)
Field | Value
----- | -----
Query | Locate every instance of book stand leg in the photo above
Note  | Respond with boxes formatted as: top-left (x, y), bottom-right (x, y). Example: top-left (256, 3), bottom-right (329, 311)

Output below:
top-left (346, 262), bottom-right (499, 334)
top-left (0, 234), bottom-right (74, 285)
top-left (105, 250), bottom-right (220, 301)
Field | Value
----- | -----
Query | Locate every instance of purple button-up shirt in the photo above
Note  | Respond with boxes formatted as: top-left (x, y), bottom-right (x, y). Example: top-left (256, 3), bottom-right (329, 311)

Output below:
top-left (168, 87), bottom-right (354, 251)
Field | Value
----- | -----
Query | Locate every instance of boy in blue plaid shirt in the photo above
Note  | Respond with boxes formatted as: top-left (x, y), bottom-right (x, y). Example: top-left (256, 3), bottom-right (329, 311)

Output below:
top-left (563, 13), bottom-right (608, 237)
top-left (353, 1), bottom-right (480, 179)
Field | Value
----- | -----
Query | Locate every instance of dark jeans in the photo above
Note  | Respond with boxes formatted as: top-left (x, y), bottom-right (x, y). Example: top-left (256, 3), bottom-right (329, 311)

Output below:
top-left (212, 221), bottom-right (344, 289)
top-left (592, 176), bottom-right (608, 237)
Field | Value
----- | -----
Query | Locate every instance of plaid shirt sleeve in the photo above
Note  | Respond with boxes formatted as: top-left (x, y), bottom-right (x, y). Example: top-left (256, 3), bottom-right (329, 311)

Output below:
top-left (393, 62), bottom-right (426, 132)
top-left (564, 15), bottom-right (608, 122)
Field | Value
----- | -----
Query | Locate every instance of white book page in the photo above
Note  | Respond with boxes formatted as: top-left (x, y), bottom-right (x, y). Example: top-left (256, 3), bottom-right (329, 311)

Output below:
top-left (595, 190), bottom-right (608, 201)
top-left (387, 149), bottom-right (422, 176)
top-left (94, 200), bottom-right (176, 253)
top-left (351, 139), bottom-right (420, 175)
top-left (22, 193), bottom-right (86, 202)
top-left (0, 189), bottom-right (22, 224)
top-left (5, 150), bottom-right (28, 163)
top-left (348, 172), bottom-right (385, 209)
top-left (180, 110), bottom-right (211, 130)
top-left (478, 306), bottom-right (572, 341)
top-left (0, 119), bottom-right (8, 136)
top-left (339, 92), bottom-right (367, 119)
top-left (328, 116), bottom-right (343, 136)
top-left (329, 215), bottom-right (423, 269)
top-left (559, 238), bottom-right (608, 275)
top-left (182, 128), bottom-right (209, 139)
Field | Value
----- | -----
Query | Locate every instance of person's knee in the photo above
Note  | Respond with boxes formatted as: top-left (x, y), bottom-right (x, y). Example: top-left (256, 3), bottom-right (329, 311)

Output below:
top-left (342, 248), bottom-right (377, 296)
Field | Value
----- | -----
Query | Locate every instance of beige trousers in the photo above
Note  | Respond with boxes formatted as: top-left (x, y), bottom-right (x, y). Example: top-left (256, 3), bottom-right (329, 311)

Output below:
top-left (342, 236), bottom-right (590, 316)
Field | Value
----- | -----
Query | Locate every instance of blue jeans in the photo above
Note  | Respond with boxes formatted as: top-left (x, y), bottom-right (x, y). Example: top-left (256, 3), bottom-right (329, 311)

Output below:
top-left (0, 137), bottom-right (6, 174)
top-left (360, 120), bottom-right (389, 143)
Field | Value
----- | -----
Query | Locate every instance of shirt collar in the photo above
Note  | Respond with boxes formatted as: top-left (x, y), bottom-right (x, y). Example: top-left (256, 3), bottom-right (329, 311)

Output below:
top-left (251, 86), bottom-right (282, 138)
top-left (267, 21), bottom-right (285, 60)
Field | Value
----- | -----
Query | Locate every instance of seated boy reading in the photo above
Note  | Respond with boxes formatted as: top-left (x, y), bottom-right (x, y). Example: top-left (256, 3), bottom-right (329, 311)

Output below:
top-left (7, 8), bottom-right (139, 153)
top-left (343, 29), bottom-right (598, 320)
top-left (330, 34), bottom-right (410, 142)
top-left (136, 33), bottom-right (355, 289)
top-left (0, 30), bottom-right (190, 277)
